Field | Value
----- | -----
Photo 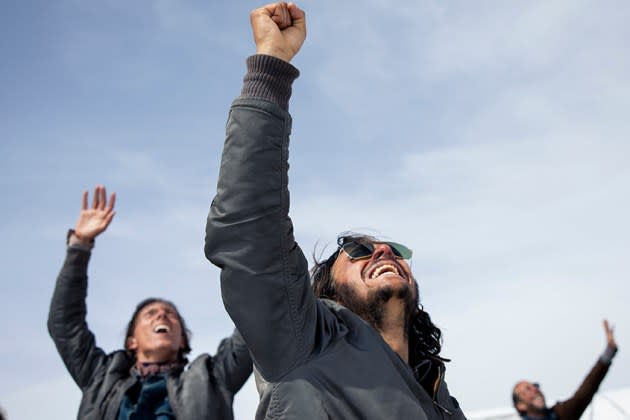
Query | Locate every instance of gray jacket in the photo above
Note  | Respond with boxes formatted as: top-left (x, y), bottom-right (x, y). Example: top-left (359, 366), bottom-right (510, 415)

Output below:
top-left (205, 54), bottom-right (466, 420)
top-left (48, 246), bottom-right (252, 420)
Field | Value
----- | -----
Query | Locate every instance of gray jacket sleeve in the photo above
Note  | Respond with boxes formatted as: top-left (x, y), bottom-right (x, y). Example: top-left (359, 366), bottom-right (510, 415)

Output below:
top-left (205, 55), bottom-right (318, 381)
top-left (212, 328), bottom-right (253, 394)
top-left (47, 246), bottom-right (108, 390)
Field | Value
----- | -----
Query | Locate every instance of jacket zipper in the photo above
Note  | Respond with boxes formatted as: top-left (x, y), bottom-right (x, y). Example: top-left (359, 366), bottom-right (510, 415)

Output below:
top-left (431, 365), bottom-right (453, 416)
top-left (433, 401), bottom-right (453, 416)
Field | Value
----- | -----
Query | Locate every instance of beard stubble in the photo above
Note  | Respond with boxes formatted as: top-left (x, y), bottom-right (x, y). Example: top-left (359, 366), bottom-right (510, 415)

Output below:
top-left (335, 280), bottom-right (417, 336)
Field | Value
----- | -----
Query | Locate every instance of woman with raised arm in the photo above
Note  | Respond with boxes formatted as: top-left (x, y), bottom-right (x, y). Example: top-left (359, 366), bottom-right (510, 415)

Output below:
top-left (49, 185), bottom-right (252, 420)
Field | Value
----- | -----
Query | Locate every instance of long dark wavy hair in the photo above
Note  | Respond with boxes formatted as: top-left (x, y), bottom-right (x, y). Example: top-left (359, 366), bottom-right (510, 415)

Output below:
top-left (124, 297), bottom-right (192, 363)
top-left (311, 233), bottom-right (449, 366)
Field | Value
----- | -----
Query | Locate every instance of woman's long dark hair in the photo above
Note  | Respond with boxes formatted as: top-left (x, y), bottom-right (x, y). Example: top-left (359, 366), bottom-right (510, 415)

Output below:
top-left (311, 233), bottom-right (449, 365)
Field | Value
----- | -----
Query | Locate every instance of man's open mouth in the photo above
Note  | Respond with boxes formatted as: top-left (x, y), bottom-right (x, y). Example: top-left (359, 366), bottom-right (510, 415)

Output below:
top-left (370, 263), bottom-right (402, 279)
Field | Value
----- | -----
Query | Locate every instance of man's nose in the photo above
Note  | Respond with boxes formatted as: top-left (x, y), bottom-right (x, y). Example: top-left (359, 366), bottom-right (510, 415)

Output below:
top-left (372, 243), bottom-right (396, 260)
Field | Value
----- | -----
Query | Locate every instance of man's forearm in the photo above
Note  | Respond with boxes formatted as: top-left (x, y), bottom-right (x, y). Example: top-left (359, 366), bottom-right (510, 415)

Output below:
top-left (553, 358), bottom-right (612, 419)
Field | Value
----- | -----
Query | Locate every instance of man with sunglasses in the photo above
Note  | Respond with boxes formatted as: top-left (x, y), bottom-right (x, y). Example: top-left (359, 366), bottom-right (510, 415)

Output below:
top-left (512, 320), bottom-right (618, 419)
top-left (205, 2), bottom-right (465, 418)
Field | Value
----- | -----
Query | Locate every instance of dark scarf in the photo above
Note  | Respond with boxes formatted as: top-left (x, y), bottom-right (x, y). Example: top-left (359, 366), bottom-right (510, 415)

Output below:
top-left (117, 361), bottom-right (185, 420)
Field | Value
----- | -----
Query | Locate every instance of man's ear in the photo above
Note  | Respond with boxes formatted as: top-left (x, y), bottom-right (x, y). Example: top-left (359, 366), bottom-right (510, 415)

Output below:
top-left (126, 336), bottom-right (137, 351)
top-left (516, 400), bottom-right (527, 414)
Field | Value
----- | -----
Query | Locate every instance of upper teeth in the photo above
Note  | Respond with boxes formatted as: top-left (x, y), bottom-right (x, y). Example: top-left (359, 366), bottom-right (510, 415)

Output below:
top-left (154, 325), bottom-right (170, 333)
top-left (370, 264), bottom-right (400, 279)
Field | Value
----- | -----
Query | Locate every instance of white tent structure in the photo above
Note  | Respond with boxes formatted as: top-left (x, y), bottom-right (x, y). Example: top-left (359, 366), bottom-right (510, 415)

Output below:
top-left (467, 387), bottom-right (630, 420)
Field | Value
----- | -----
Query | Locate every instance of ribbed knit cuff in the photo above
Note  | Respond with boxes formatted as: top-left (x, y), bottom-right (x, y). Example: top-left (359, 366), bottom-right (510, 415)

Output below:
top-left (240, 54), bottom-right (300, 111)
top-left (600, 345), bottom-right (618, 365)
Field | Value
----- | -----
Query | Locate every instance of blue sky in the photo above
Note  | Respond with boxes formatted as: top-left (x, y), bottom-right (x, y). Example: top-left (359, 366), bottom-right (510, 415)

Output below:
top-left (1, 1), bottom-right (629, 419)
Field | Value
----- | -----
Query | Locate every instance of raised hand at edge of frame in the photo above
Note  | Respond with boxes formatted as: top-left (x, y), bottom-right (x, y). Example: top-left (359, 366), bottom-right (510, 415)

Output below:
top-left (603, 319), bottom-right (617, 351)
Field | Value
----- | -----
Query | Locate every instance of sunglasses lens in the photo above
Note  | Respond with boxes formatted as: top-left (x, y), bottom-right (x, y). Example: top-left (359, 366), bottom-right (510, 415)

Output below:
top-left (386, 242), bottom-right (413, 260)
top-left (341, 240), bottom-right (413, 260)
top-left (341, 241), bottom-right (373, 259)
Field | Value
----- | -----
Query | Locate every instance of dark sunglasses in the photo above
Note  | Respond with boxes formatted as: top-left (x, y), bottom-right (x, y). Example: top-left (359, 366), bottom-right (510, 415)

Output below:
top-left (339, 239), bottom-right (413, 261)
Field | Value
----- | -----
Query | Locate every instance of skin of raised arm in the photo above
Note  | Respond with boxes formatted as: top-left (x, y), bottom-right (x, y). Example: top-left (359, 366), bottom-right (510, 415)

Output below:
top-left (73, 185), bottom-right (116, 242)
top-left (603, 319), bottom-right (617, 351)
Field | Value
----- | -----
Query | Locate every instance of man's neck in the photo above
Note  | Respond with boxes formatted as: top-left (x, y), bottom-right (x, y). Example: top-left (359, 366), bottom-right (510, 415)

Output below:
top-left (524, 407), bottom-right (549, 419)
top-left (376, 300), bottom-right (409, 363)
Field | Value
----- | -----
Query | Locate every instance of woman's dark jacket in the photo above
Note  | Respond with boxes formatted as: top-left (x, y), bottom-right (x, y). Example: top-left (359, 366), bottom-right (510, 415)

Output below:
top-left (48, 246), bottom-right (252, 420)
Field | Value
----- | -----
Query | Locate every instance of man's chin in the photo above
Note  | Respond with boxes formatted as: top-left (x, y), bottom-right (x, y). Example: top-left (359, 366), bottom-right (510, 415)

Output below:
top-left (533, 403), bottom-right (547, 411)
top-left (530, 398), bottom-right (547, 413)
top-left (336, 280), bottom-right (417, 330)
top-left (374, 281), bottom-right (413, 302)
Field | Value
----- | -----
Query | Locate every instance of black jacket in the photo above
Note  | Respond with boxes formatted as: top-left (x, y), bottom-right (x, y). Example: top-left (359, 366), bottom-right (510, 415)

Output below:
top-left (48, 246), bottom-right (252, 420)
top-left (205, 54), bottom-right (466, 420)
